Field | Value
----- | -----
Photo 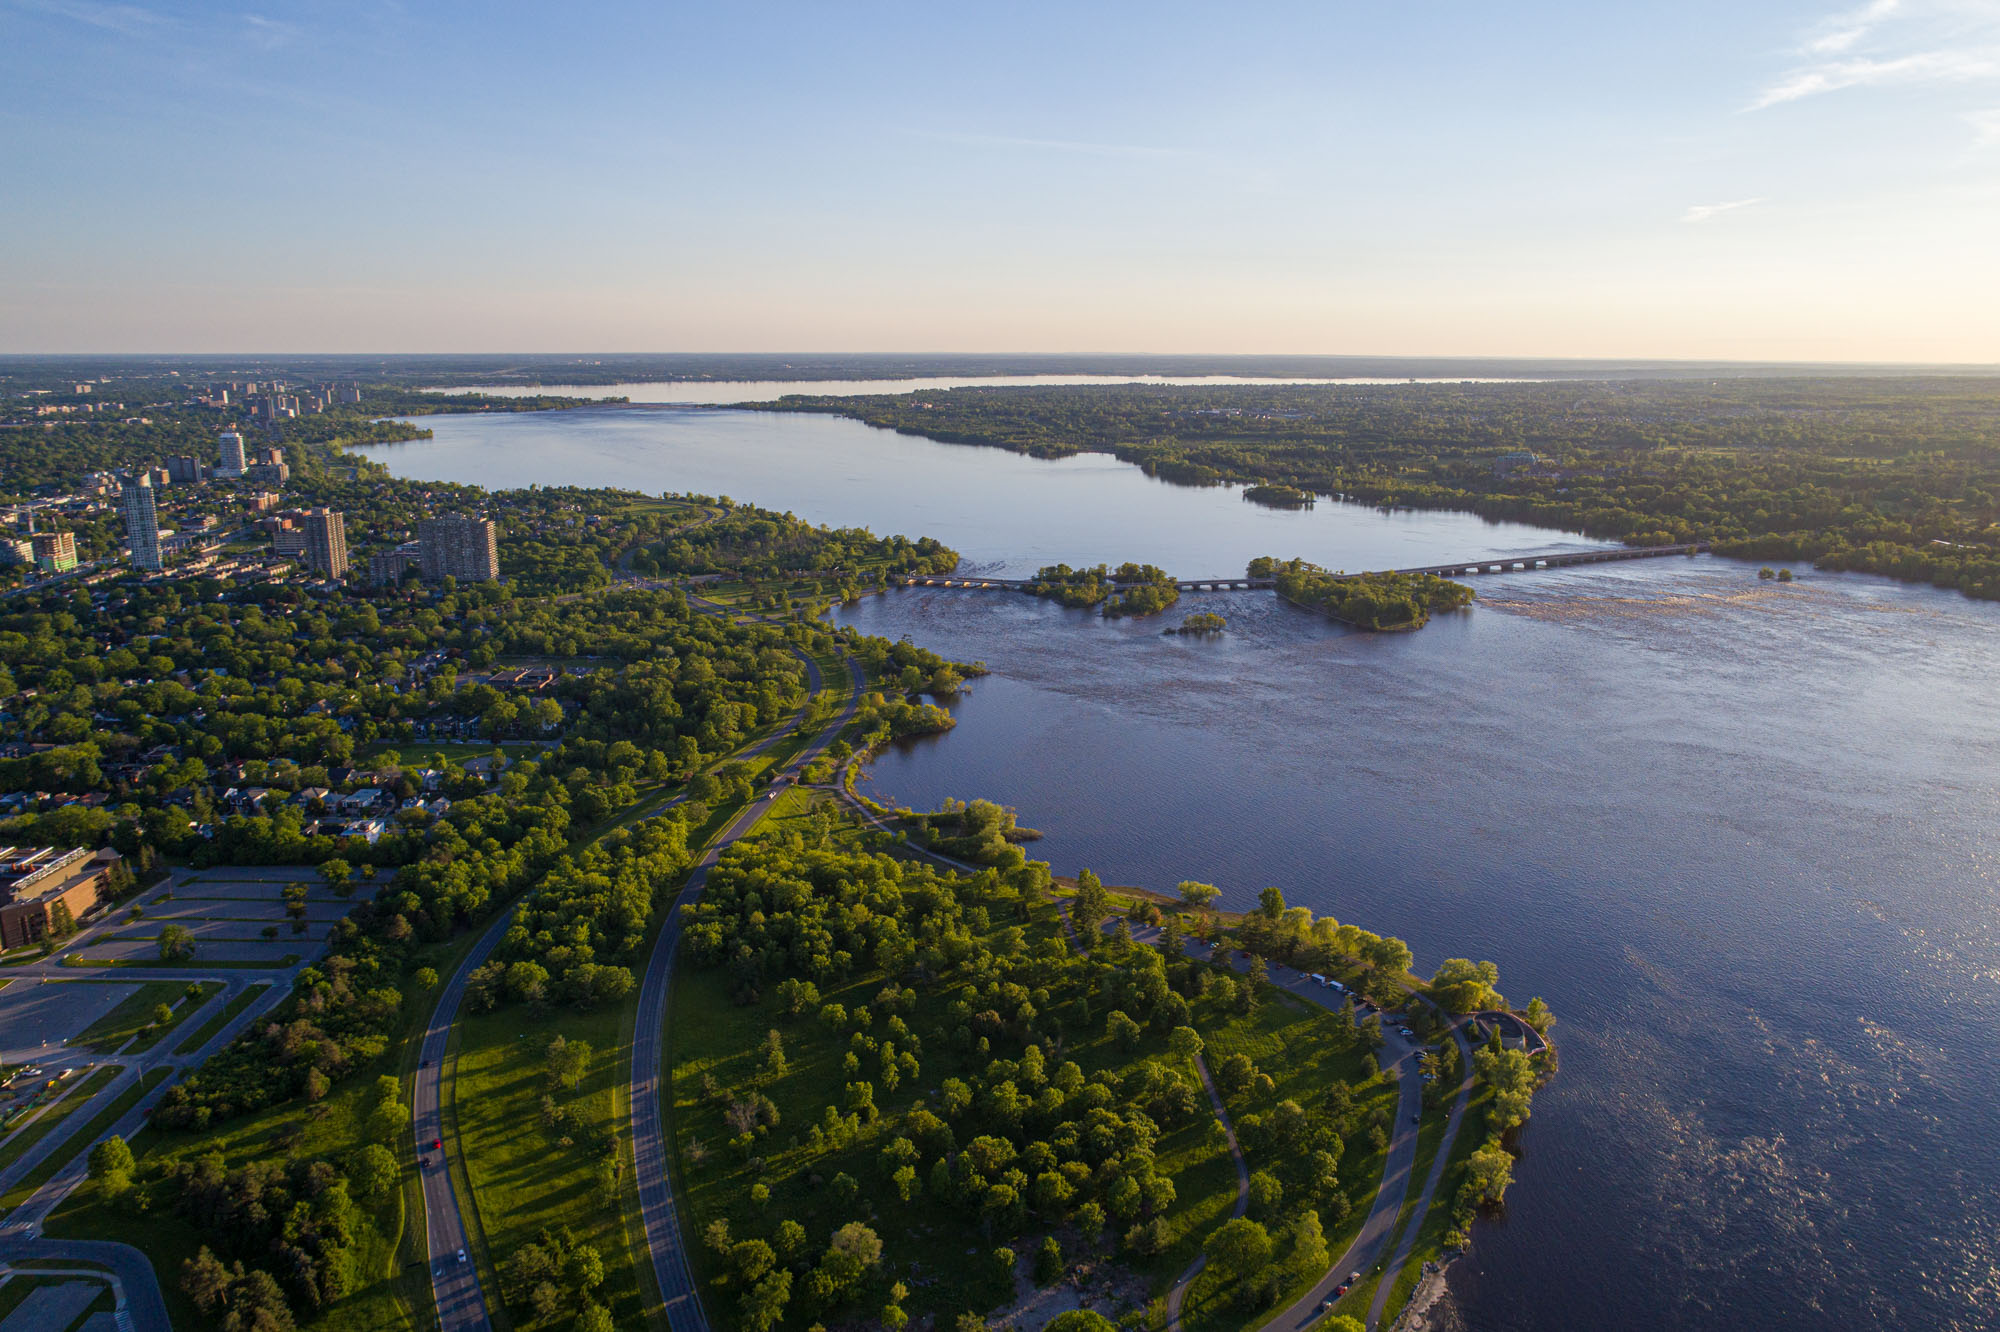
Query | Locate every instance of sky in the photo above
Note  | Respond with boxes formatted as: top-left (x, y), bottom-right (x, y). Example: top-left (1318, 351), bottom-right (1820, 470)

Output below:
top-left (3, 0), bottom-right (2000, 360)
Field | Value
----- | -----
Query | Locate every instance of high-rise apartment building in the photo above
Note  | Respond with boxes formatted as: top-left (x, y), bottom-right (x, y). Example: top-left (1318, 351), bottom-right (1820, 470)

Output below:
top-left (121, 476), bottom-right (162, 571)
top-left (31, 532), bottom-right (77, 574)
top-left (418, 515), bottom-right (501, 582)
top-left (166, 455), bottom-right (208, 484)
top-left (218, 429), bottom-right (247, 475)
top-left (304, 508), bottom-right (348, 579)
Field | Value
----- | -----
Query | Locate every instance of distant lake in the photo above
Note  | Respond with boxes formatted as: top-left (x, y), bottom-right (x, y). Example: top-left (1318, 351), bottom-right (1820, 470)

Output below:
top-left (425, 372), bottom-right (1539, 404)
top-left (359, 403), bottom-right (2000, 1332)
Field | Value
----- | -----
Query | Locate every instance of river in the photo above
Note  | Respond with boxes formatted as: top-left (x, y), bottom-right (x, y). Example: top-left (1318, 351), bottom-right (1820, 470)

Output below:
top-left (359, 394), bottom-right (2000, 1332)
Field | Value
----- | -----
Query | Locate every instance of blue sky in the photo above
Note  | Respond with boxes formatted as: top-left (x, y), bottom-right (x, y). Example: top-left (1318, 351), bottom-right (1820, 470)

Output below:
top-left (3, 0), bottom-right (1999, 358)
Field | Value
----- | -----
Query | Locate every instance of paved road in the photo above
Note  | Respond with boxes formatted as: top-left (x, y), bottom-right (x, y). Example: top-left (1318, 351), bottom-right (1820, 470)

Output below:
top-left (412, 642), bottom-right (837, 1331)
top-left (0, 1236), bottom-right (170, 1331)
top-left (1, 965), bottom-right (296, 1235)
top-left (1365, 1016), bottom-right (1475, 1330)
top-left (412, 902), bottom-right (517, 1331)
top-left (631, 652), bottom-right (864, 1332)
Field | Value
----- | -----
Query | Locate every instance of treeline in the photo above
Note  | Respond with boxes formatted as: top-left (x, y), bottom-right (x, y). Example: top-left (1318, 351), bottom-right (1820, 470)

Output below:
top-left (780, 379), bottom-right (2000, 601)
top-left (1254, 558), bottom-right (1474, 631)
top-left (627, 499), bottom-right (960, 585)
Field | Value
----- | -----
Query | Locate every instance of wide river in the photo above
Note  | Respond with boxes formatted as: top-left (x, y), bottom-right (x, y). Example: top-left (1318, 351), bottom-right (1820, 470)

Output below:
top-left (362, 393), bottom-right (2000, 1332)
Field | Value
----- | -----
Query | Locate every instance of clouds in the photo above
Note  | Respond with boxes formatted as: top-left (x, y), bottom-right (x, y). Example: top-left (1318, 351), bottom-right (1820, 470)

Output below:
top-left (1749, 48), bottom-right (1997, 109)
top-left (1683, 198), bottom-right (1764, 224)
top-left (1805, 0), bottom-right (1903, 55)
top-left (1747, 1), bottom-right (2000, 112)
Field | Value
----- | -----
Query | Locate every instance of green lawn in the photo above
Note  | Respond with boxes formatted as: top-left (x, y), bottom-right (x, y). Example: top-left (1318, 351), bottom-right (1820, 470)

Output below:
top-left (0, 1065), bottom-right (121, 1173)
top-left (174, 983), bottom-right (271, 1055)
top-left (126, 982), bottom-right (225, 1054)
top-left (452, 996), bottom-right (644, 1329)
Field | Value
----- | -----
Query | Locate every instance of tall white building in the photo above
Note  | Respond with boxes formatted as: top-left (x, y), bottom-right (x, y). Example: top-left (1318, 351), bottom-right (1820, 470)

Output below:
top-left (121, 476), bottom-right (162, 572)
top-left (218, 429), bottom-right (247, 475)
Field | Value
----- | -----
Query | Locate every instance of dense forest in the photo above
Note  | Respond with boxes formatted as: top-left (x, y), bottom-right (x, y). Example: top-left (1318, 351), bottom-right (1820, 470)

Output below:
top-left (774, 379), bottom-right (2000, 600)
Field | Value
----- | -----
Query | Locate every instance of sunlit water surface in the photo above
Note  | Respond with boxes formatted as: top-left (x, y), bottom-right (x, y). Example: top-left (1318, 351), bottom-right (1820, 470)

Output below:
top-left (360, 398), bottom-right (2000, 1331)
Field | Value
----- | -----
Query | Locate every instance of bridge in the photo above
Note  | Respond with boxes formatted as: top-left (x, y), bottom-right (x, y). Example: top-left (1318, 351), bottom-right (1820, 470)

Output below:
top-left (889, 542), bottom-right (1707, 593)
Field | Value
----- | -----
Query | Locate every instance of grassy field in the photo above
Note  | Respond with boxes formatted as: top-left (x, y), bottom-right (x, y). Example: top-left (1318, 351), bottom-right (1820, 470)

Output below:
top-left (173, 983), bottom-right (271, 1055)
top-left (451, 998), bottom-right (646, 1330)
top-left (0, 1065), bottom-right (121, 1173)
top-left (1173, 985), bottom-right (1395, 1332)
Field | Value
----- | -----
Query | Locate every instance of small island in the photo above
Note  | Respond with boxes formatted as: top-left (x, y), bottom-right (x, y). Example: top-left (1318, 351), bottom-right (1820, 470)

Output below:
top-left (1167, 611), bottom-right (1228, 635)
top-left (1254, 556), bottom-right (1475, 631)
top-left (1028, 561), bottom-right (1182, 617)
top-left (1243, 483), bottom-right (1317, 509)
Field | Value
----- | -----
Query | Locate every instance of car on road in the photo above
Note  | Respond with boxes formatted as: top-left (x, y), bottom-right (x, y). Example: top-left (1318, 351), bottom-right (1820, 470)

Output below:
top-left (432, 1138), bottom-right (443, 1149)
top-left (457, 1248), bottom-right (467, 1264)
top-left (1398, 1027), bottom-right (1416, 1038)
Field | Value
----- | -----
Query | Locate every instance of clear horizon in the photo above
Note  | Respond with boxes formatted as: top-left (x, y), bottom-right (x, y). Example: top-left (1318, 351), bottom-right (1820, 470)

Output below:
top-left (5, 0), bottom-right (2000, 359)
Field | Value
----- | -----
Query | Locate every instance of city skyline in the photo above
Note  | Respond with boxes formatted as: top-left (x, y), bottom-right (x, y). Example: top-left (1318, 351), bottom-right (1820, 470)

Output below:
top-left (4, 1), bottom-right (2000, 360)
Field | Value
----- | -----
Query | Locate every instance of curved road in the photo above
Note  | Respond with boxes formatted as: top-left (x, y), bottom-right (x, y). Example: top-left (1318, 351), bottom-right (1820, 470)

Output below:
top-left (632, 652), bottom-right (865, 1332)
top-left (0, 1236), bottom-right (172, 1331)
top-left (1364, 1016), bottom-right (1475, 1329)
top-left (414, 642), bottom-right (841, 1331)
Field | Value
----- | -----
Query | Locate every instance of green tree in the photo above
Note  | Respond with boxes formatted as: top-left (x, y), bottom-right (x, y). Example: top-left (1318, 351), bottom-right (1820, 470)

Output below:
top-left (1177, 880), bottom-right (1221, 910)
top-left (1034, 1234), bottom-right (1064, 1285)
top-left (1168, 1026), bottom-right (1203, 1062)
top-left (157, 923), bottom-right (194, 963)
top-left (88, 1135), bottom-right (134, 1196)
top-left (1429, 958), bottom-right (1503, 1014)
top-left (350, 1142), bottom-right (400, 1199)
top-left (545, 1034), bottom-right (593, 1090)
top-left (1206, 1216), bottom-right (1273, 1283)
top-left (1071, 869), bottom-right (1109, 939)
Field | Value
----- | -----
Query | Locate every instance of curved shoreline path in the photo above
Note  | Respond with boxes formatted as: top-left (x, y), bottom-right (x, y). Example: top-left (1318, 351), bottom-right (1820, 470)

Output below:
top-left (632, 650), bottom-right (866, 1332)
top-left (416, 638), bottom-right (839, 1331)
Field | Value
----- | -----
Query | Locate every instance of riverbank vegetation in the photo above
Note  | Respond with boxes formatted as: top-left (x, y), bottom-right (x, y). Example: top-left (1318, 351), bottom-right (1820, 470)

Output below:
top-left (780, 379), bottom-right (2000, 601)
top-left (1254, 558), bottom-right (1474, 632)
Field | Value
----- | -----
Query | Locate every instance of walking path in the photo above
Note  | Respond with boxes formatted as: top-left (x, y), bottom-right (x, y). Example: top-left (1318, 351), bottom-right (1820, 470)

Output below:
top-left (1164, 1050), bottom-right (1251, 1332)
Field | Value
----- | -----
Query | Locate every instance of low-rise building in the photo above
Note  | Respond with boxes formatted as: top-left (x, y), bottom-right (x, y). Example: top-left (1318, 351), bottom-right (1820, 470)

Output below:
top-left (0, 846), bottom-right (122, 950)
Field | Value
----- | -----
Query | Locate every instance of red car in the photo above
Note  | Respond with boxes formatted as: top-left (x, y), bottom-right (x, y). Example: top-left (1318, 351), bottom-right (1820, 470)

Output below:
top-left (432, 1138), bottom-right (442, 1149)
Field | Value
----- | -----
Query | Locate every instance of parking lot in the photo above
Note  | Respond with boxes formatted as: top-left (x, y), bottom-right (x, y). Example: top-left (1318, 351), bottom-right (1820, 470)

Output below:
top-left (67, 866), bottom-right (351, 968)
